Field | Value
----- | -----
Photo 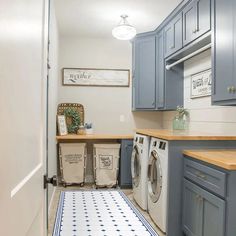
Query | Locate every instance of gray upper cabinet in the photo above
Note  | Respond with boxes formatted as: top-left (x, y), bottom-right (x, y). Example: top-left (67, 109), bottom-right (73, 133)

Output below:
top-left (132, 30), bottom-right (183, 111)
top-left (183, 0), bottom-right (211, 46)
top-left (183, 0), bottom-right (196, 45)
top-left (183, 179), bottom-right (225, 236)
top-left (132, 0), bottom-right (213, 111)
top-left (196, 0), bottom-right (211, 38)
top-left (164, 12), bottom-right (183, 58)
top-left (212, 0), bottom-right (236, 105)
top-left (133, 35), bottom-right (156, 109)
top-left (156, 31), bottom-right (165, 109)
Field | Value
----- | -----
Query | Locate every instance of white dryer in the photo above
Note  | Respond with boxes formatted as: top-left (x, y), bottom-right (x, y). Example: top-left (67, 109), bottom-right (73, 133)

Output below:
top-left (131, 133), bottom-right (150, 210)
top-left (147, 137), bottom-right (169, 233)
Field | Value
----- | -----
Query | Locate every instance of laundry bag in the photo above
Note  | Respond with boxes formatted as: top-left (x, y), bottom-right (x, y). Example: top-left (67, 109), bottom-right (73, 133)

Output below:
top-left (59, 143), bottom-right (86, 186)
top-left (93, 143), bottom-right (121, 187)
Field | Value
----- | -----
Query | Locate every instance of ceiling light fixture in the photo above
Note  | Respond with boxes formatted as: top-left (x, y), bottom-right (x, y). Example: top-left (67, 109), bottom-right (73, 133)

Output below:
top-left (112, 15), bottom-right (137, 40)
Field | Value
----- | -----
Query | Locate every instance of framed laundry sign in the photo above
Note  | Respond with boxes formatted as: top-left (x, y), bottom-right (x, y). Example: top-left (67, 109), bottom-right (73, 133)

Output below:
top-left (191, 68), bottom-right (212, 98)
top-left (62, 68), bottom-right (130, 87)
top-left (57, 115), bottom-right (68, 136)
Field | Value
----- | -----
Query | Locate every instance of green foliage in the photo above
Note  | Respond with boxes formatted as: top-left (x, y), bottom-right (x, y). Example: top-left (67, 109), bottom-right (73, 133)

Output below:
top-left (176, 106), bottom-right (189, 119)
top-left (64, 108), bottom-right (81, 133)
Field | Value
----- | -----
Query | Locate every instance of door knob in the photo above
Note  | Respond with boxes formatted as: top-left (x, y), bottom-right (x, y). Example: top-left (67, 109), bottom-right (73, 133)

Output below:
top-left (44, 175), bottom-right (58, 189)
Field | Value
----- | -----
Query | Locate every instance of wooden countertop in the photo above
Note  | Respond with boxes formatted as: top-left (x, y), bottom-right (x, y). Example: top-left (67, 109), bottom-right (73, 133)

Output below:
top-left (136, 129), bottom-right (236, 141)
top-left (183, 150), bottom-right (236, 170)
top-left (56, 134), bottom-right (134, 141)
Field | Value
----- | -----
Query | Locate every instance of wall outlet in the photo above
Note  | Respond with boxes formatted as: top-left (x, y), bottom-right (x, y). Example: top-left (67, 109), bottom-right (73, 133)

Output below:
top-left (120, 115), bottom-right (125, 122)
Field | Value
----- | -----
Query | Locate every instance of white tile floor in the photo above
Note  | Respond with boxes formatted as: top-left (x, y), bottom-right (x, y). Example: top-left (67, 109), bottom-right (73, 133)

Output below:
top-left (48, 186), bottom-right (164, 236)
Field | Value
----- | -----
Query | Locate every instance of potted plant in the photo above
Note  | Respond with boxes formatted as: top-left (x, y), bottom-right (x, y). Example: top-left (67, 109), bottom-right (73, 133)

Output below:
top-left (172, 106), bottom-right (189, 130)
top-left (85, 123), bottom-right (93, 134)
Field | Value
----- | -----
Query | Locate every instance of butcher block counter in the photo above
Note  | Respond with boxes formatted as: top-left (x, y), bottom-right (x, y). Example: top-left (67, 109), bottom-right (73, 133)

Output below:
top-left (183, 149), bottom-right (236, 170)
top-left (136, 129), bottom-right (236, 141)
top-left (56, 134), bottom-right (134, 142)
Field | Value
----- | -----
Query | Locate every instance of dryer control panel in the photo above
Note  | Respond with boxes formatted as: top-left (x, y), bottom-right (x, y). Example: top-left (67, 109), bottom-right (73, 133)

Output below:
top-left (152, 140), bottom-right (166, 150)
top-left (159, 141), bottom-right (166, 150)
top-left (139, 137), bottom-right (144, 144)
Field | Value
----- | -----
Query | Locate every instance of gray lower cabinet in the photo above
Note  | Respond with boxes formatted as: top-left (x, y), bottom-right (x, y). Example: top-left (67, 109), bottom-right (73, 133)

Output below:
top-left (133, 35), bottom-right (156, 109)
top-left (119, 140), bottom-right (133, 188)
top-left (183, 156), bottom-right (236, 236)
top-left (212, 0), bottom-right (236, 105)
top-left (164, 12), bottom-right (183, 58)
top-left (183, 0), bottom-right (211, 46)
top-left (183, 179), bottom-right (225, 236)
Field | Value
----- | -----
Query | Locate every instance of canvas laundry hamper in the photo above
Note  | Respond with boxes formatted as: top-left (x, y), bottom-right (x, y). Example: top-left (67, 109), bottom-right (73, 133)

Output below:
top-left (93, 143), bottom-right (121, 187)
top-left (59, 143), bottom-right (86, 186)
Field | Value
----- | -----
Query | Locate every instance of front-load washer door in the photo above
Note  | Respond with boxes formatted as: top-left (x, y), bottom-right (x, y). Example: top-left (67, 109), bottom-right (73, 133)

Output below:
top-left (131, 145), bottom-right (141, 188)
top-left (148, 150), bottom-right (162, 203)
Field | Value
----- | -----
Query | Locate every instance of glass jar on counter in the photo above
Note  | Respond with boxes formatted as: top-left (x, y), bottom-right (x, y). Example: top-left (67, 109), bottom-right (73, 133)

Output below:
top-left (77, 125), bottom-right (86, 135)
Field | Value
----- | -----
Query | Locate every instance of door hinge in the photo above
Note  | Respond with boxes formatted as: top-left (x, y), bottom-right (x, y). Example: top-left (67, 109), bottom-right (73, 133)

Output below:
top-left (43, 174), bottom-right (57, 189)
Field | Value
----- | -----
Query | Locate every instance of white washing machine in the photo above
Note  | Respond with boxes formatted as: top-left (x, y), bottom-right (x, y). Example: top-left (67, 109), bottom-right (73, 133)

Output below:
top-left (131, 133), bottom-right (150, 210)
top-left (147, 137), bottom-right (169, 233)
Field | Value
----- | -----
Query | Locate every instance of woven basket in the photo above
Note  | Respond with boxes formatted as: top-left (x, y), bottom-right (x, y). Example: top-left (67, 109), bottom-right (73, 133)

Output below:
top-left (57, 103), bottom-right (85, 133)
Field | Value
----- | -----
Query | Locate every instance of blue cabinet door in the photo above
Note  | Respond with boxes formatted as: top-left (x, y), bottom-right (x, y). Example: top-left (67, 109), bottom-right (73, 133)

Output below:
top-left (156, 31), bottom-right (165, 109)
top-left (201, 187), bottom-right (225, 236)
top-left (119, 140), bottom-right (133, 188)
top-left (183, 179), bottom-right (225, 236)
top-left (183, 0), bottom-right (211, 46)
top-left (164, 12), bottom-right (183, 58)
top-left (212, 0), bottom-right (236, 104)
top-left (183, 0), bottom-right (197, 45)
top-left (133, 35), bottom-right (156, 109)
top-left (183, 180), bottom-right (203, 236)
top-left (196, 0), bottom-right (211, 38)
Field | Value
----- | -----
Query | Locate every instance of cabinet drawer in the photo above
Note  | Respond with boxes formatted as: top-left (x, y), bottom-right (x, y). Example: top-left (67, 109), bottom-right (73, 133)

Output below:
top-left (184, 158), bottom-right (226, 198)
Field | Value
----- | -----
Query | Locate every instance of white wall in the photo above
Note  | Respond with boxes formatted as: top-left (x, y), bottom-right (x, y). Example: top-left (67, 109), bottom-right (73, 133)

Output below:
top-left (48, 0), bottom-right (59, 209)
top-left (58, 36), bottom-right (162, 134)
top-left (57, 36), bottom-right (162, 183)
top-left (163, 49), bottom-right (236, 134)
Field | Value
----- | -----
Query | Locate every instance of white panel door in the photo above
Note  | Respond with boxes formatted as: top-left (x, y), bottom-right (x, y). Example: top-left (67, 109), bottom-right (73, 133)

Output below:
top-left (0, 0), bottom-right (48, 235)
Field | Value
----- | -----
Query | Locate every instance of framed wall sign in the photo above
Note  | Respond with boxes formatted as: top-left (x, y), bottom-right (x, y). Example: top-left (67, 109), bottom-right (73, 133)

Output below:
top-left (57, 115), bottom-right (68, 136)
top-left (62, 68), bottom-right (130, 87)
top-left (191, 68), bottom-right (212, 99)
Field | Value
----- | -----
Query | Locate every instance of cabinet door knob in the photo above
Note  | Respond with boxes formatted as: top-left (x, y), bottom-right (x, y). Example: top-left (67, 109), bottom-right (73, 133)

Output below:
top-left (196, 195), bottom-right (203, 202)
top-left (192, 29), bottom-right (197, 34)
top-left (227, 86), bottom-right (236, 93)
top-left (196, 171), bottom-right (206, 180)
top-left (169, 45), bottom-right (174, 49)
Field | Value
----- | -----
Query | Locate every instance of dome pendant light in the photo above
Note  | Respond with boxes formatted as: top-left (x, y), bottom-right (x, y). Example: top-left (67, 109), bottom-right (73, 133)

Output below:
top-left (112, 15), bottom-right (137, 40)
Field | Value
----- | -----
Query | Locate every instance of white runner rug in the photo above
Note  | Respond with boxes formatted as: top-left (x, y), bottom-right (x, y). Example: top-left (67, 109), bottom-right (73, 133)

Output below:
top-left (53, 190), bottom-right (159, 236)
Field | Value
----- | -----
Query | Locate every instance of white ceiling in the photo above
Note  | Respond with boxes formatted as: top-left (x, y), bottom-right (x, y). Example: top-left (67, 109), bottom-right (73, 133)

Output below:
top-left (54, 0), bottom-right (183, 38)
